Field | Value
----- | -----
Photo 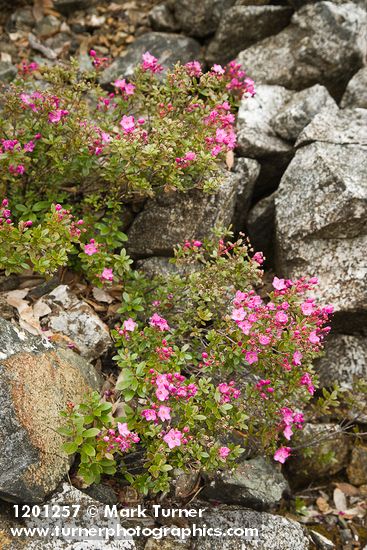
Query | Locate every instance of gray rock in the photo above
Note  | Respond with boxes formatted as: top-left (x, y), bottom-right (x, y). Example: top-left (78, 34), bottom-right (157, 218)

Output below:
top-left (347, 446), bottom-right (367, 486)
top-left (247, 193), bottom-right (275, 264)
top-left (34, 15), bottom-right (61, 38)
top-left (7, 7), bottom-right (35, 32)
top-left (341, 68), bottom-right (367, 109)
top-left (275, 141), bottom-right (367, 329)
top-left (127, 161), bottom-right (256, 257)
top-left (23, 483), bottom-right (135, 548)
top-left (287, 423), bottom-right (350, 483)
top-left (296, 107), bottom-right (367, 147)
top-left (206, 5), bottom-right (292, 66)
top-left (237, 2), bottom-right (367, 97)
top-left (0, 318), bottom-right (101, 503)
top-left (271, 84), bottom-right (337, 142)
top-left (191, 506), bottom-right (310, 549)
top-left (54, 0), bottom-right (93, 15)
top-left (136, 257), bottom-right (201, 278)
top-left (40, 285), bottom-right (112, 361)
top-left (148, 4), bottom-right (179, 33)
top-left (237, 85), bottom-right (294, 157)
top-left (171, 0), bottom-right (236, 38)
top-left (0, 61), bottom-right (17, 83)
top-left (202, 456), bottom-right (289, 510)
top-left (233, 157), bottom-right (261, 231)
top-left (99, 32), bottom-right (201, 85)
top-left (315, 333), bottom-right (367, 389)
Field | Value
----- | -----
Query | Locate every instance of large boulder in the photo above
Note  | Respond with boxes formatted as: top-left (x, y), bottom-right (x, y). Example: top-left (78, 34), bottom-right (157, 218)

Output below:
top-left (315, 333), bottom-right (367, 389)
top-left (0, 61), bottom-right (17, 83)
top-left (275, 116), bottom-right (367, 329)
top-left (206, 5), bottom-right (292, 66)
top-left (171, 0), bottom-right (236, 38)
top-left (201, 456), bottom-right (289, 510)
top-left (191, 506), bottom-right (310, 549)
top-left (271, 84), bottom-right (337, 142)
top-left (341, 68), bottom-right (367, 109)
top-left (99, 32), bottom-right (201, 85)
top-left (0, 483), bottom-right (136, 549)
top-left (0, 318), bottom-right (101, 503)
top-left (237, 2), bottom-right (367, 98)
top-left (127, 160), bottom-right (259, 257)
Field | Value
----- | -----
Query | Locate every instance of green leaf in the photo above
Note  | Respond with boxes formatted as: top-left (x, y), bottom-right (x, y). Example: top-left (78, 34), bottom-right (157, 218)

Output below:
top-left (82, 428), bottom-right (100, 438)
top-left (63, 441), bottom-right (78, 455)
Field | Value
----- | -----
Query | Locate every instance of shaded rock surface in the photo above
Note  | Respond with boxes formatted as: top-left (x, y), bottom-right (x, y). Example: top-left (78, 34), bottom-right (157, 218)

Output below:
top-left (171, 0), bottom-right (236, 38)
top-left (275, 139), bottom-right (367, 329)
top-left (347, 446), bottom-right (367, 486)
top-left (287, 423), bottom-right (350, 484)
top-left (148, 4), bottom-right (179, 33)
top-left (191, 506), bottom-right (310, 549)
top-left (271, 84), bottom-right (337, 142)
top-left (40, 284), bottom-right (112, 361)
top-left (128, 161), bottom-right (258, 257)
top-left (0, 318), bottom-right (101, 503)
top-left (341, 68), bottom-right (367, 109)
top-left (0, 61), bottom-right (17, 83)
top-left (247, 193), bottom-right (275, 264)
top-left (315, 333), bottom-right (367, 389)
top-left (201, 456), bottom-right (289, 510)
top-left (237, 2), bottom-right (367, 98)
top-left (206, 5), bottom-right (292, 66)
top-left (99, 32), bottom-right (201, 85)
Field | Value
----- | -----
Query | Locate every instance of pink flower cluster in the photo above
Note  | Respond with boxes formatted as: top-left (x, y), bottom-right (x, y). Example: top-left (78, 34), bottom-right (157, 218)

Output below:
top-left (156, 340), bottom-right (174, 361)
top-left (141, 51), bottom-right (163, 74)
top-left (141, 404), bottom-right (171, 422)
top-left (225, 61), bottom-right (255, 97)
top-left (204, 101), bottom-right (236, 156)
top-left (280, 407), bottom-right (304, 441)
top-left (217, 381), bottom-right (241, 403)
top-left (150, 372), bottom-right (198, 402)
top-left (100, 422), bottom-right (140, 454)
top-left (0, 198), bottom-right (31, 230)
top-left (175, 151), bottom-right (197, 167)
top-left (114, 79), bottom-right (135, 97)
top-left (89, 49), bottom-right (109, 69)
top-left (149, 313), bottom-right (170, 331)
top-left (184, 61), bottom-right (202, 77)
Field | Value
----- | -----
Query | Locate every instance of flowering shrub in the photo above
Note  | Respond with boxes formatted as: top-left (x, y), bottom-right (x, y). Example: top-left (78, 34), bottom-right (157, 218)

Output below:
top-left (0, 54), bottom-right (254, 221)
top-left (0, 198), bottom-right (131, 283)
top-left (61, 232), bottom-right (333, 494)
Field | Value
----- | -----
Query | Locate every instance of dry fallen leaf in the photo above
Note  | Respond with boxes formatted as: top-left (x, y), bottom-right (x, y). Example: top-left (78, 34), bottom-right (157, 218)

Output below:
top-left (333, 487), bottom-right (347, 512)
top-left (226, 150), bottom-right (234, 170)
top-left (335, 482), bottom-right (360, 497)
top-left (316, 496), bottom-right (331, 513)
top-left (92, 287), bottom-right (114, 304)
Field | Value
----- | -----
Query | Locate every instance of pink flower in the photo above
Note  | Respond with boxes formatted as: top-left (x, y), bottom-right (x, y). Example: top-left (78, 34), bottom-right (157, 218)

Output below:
top-left (185, 61), bottom-right (202, 77)
top-left (275, 311), bottom-right (288, 324)
top-left (212, 64), bottom-right (225, 75)
top-left (308, 331), bottom-right (320, 344)
top-left (193, 240), bottom-right (202, 247)
top-left (141, 51), bottom-right (163, 73)
top-left (114, 79), bottom-right (135, 96)
top-left (301, 301), bottom-right (314, 315)
top-left (245, 350), bottom-right (258, 365)
top-left (157, 405), bottom-right (171, 421)
top-left (101, 268), bottom-right (113, 281)
top-left (292, 351), bottom-right (303, 366)
top-left (184, 151), bottom-right (196, 161)
top-left (16, 164), bottom-right (25, 175)
top-left (218, 446), bottom-right (230, 459)
top-left (24, 140), bottom-right (35, 152)
top-left (283, 425), bottom-right (293, 440)
top-left (163, 428), bottom-right (182, 449)
top-left (84, 240), bottom-right (98, 255)
top-left (300, 373), bottom-right (315, 395)
top-left (123, 318), bottom-right (137, 332)
top-left (48, 109), bottom-right (68, 123)
top-left (272, 277), bottom-right (286, 291)
top-left (253, 252), bottom-right (264, 265)
top-left (141, 409), bottom-right (157, 421)
top-left (231, 307), bottom-right (246, 321)
top-left (149, 313), bottom-right (170, 331)
top-left (117, 422), bottom-right (130, 436)
top-left (274, 446), bottom-right (291, 464)
top-left (120, 115), bottom-right (135, 134)
top-left (259, 334), bottom-right (271, 345)
top-left (156, 387), bottom-right (169, 401)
